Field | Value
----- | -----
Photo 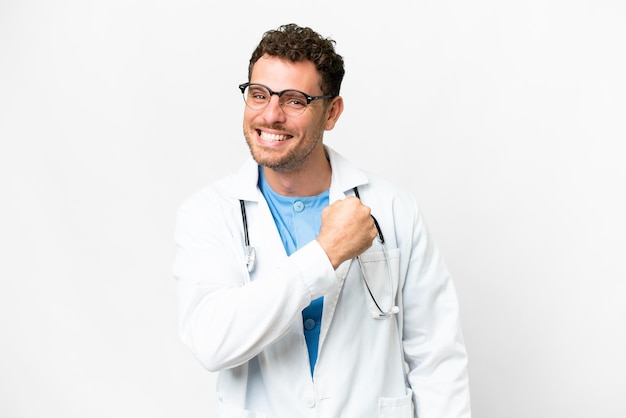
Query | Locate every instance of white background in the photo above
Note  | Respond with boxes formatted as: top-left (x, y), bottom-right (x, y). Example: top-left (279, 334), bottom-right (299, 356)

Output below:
top-left (1, 1), bottom-right (625, 417)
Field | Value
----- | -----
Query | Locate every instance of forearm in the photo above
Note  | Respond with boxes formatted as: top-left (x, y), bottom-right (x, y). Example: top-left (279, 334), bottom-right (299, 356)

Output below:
top-left (175, 241), bottom-right (337, 372)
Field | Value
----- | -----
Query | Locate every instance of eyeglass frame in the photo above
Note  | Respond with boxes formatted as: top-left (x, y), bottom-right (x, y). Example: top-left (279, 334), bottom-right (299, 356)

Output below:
top-left (238, 82), bottom-right (334, 115)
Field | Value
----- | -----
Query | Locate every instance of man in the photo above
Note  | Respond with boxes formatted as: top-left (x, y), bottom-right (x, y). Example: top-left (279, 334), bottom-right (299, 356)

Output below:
top-left (174, 23), bottom-right (471, 417)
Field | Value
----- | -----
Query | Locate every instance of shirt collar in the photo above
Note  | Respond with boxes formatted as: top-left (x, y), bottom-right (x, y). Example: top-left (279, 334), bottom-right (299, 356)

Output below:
top-left (220, 145), bottom-right (369, 202)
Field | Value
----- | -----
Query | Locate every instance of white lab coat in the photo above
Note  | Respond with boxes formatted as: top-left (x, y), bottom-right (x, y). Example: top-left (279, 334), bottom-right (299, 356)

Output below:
top-left (174, 146), bottom-right (471, 418)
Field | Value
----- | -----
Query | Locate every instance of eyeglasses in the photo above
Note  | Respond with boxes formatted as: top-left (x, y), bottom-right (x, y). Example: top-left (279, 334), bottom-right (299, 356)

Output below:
top-left (238, 82), bottom-right (333, 116)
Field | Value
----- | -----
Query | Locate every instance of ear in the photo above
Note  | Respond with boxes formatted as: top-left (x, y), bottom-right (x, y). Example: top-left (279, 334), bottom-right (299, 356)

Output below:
top-left (324, 96), bottom-right (344, 131)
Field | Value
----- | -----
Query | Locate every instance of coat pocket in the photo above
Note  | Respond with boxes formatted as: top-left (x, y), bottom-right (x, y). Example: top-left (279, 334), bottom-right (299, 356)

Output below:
top-left (357, 247), bottom-right (400, 318)
top-left (216, 396), bottom-right (268, 418)
top-left (378, 388), bottom-right (414, 418)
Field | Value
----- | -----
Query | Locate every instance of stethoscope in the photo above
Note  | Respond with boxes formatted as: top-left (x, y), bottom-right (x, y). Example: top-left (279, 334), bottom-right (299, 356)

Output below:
top-left (239, 186), bottom-right (398, 319)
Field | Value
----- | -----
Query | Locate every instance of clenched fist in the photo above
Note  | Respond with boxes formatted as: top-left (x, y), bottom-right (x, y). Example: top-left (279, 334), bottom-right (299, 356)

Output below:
top-left (316, 196), bottom-right (378, 269)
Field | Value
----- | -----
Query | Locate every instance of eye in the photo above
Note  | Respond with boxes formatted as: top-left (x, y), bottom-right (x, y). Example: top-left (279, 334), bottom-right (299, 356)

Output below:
top-left (281, 92), bottom-right (307, 108)
top-left (247, 86), bottom-right (269, 101)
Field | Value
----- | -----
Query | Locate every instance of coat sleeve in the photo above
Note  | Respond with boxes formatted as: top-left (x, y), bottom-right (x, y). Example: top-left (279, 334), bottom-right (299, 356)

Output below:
top-left (173, 189), bottom-right (338, 372)
top-left (400, 195), bottom-right (472, 417)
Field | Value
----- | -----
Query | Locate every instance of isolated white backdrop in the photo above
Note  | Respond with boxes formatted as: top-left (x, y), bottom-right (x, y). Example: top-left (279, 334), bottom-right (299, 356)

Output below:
top-left (1, 1), bottom-right (625, 417)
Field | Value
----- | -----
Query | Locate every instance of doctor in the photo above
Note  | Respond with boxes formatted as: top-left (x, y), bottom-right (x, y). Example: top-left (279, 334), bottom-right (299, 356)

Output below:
top-left (174, 23), bottom-right (471, 417)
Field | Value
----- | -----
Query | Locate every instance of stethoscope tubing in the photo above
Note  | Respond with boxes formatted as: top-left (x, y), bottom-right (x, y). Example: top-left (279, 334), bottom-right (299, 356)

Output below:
top-left (238, 186), bottom-right (397, 318)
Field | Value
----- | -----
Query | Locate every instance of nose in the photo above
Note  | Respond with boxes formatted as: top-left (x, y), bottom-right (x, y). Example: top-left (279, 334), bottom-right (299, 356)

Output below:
top-left (262, 94), bottom-right (287, 123)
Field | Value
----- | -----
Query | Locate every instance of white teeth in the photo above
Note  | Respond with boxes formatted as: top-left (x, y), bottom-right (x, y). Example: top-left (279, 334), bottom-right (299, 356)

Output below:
top-left (260, 131), bottom-right (289, 142)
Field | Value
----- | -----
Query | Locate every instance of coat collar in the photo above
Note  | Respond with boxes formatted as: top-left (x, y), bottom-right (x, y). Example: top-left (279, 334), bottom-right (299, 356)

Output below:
top-left (219, 145), bottom-right (369, 202)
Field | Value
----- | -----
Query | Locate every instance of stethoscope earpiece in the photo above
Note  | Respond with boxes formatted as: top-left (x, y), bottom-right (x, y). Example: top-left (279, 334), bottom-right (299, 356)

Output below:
top-left (370, 307), bottom-right (399, 319)
top-left (245, 245), bottom-right (256, 272)
top-left (240, 200), bottom-right (256, 273)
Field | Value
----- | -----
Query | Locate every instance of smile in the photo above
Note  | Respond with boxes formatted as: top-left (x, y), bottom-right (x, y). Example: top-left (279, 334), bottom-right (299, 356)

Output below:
top-left (258, 130), bottom-right (291, 142)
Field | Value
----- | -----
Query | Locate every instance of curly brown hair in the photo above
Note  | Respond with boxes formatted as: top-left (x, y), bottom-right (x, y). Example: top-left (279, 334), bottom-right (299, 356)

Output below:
top-left (247, 23), bottom-right (345, 98)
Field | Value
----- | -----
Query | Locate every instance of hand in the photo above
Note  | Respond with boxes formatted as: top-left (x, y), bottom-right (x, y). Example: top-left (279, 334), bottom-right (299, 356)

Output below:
top-left (316, 196), bottom-right (378, 269)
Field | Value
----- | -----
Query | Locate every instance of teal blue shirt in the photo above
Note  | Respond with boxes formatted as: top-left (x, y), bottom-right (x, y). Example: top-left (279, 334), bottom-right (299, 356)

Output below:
top-left (258, 168), bottom-right (328, 375)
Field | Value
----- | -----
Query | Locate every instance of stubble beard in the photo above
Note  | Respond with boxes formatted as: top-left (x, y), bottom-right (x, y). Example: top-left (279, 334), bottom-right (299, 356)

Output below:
top-left (243, 127), bottom-right (323, 174)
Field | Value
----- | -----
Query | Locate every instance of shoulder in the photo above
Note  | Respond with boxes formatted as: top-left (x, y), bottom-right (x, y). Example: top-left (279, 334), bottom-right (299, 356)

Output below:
top-left (360, 170), bottom-right (418, 211)
top-left (177, 158), bottom-right (258, 216)
top-left (177, 181), bottom-right (235, 220)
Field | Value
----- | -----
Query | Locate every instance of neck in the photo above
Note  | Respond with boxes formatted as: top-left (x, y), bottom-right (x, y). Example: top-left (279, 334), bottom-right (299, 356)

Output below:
top-left (263, 151), bottom-right (331, 197)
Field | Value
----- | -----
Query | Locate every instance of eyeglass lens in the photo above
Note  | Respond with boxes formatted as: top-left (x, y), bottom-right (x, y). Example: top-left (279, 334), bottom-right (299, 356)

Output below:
top-left (242, 84), bottom-right (309, 116)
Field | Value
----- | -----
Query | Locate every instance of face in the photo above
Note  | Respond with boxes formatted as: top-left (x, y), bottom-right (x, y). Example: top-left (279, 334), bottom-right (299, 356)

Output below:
top-left (242, 56), bottom-right (343, 174)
